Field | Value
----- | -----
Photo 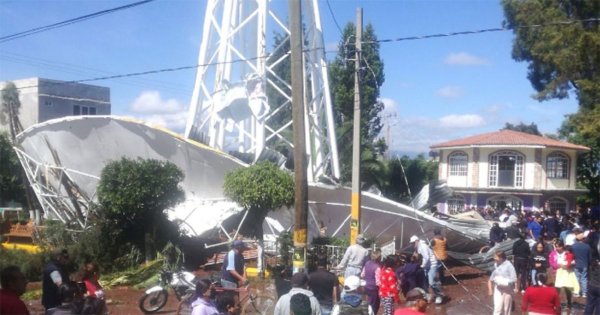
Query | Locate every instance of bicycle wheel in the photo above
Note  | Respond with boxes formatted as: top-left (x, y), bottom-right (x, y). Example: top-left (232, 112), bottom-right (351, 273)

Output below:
top-left (241, 294), bottom-right (276, 315)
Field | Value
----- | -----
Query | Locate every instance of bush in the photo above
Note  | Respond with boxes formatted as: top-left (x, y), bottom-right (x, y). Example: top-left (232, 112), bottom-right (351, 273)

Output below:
top-left (0, 248), bottom-right (47, 281)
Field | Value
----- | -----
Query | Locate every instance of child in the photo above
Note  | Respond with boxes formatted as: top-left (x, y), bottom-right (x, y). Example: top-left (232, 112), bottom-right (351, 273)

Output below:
top-left (378, 256), bottom-right (399, 315)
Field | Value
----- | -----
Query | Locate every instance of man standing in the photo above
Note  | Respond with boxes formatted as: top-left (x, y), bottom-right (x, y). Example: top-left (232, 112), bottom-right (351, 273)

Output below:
top-left (275, 272), bottom-right (322, 315)
top-left (0, 266), bottom-right (29, 315)
top-left (410, 235), bottom-right (444, 304)
top-left (308, 255), bottom-right (339, 315)
top-left (42, 249), bottom-right (70, 311)
top-left (336, 234), bottom-right (369, 280)
top-left (528, 215), bottom-right (543, 241)
top-left (221, 240), bottom-right (247, 289)
top-left (571, 230), bottom-right (591, 298)
top-left (430, 228), bottom-right (448, 284)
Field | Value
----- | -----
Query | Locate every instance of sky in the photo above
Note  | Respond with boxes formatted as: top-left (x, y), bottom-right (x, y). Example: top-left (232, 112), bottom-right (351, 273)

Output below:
top-left (0, 0), bottom-right (579, 155)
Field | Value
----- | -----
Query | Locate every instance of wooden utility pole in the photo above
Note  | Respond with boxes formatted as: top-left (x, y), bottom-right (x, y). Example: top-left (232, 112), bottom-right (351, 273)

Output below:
top-left (289, 0), bottom-right (308, 272)
top-left (350, 8), bottom-right (362, 245)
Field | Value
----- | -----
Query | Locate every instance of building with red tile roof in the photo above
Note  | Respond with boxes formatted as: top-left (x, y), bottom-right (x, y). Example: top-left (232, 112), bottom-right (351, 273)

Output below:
top-left (429, 129), bottom-right (590, 215)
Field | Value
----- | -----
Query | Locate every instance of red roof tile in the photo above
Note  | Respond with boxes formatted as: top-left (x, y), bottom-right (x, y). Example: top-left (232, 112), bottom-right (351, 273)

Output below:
top-left (430, 129), bottom-right (590, 151)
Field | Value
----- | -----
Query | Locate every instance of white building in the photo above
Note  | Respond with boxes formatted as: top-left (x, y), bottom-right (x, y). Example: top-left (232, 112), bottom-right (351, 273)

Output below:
top-left (430, 129), bottom-right (590, 214)
top-left (0, 77), bottom-right (110, 133)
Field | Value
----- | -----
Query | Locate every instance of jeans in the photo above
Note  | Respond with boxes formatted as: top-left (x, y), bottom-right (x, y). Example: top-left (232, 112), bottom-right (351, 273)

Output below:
top-left (575, 267), bottom-right (588, 296)
top-left (427, 264), bottom-right (443, 297)
top-left (365, 287), bottom-right (380, 315)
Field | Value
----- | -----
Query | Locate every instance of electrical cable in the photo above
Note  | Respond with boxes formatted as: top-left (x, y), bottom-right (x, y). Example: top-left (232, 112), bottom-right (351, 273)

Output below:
top-left (361, 17), bottom-right (600, 45)
top-left (0, 0), bottom-right (156, 44)
top-left (325, 0), bottom-right (344, 36)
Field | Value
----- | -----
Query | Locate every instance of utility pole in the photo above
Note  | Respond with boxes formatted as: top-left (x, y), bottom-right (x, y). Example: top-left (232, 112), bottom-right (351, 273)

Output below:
top-left (350, 7), bottom-right (362, 245)
top-left (289, 0), bottom-right (308, 272)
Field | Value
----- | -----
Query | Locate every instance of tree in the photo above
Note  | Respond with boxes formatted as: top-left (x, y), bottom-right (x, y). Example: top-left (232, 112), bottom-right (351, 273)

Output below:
top-left (223, 161), bottom-right (294, 240)
top-left (0, 133), bottom-right (26, 207)
top-left (502, 0), bottom-right (600, 204)
top-left (329, 22), bottom-right (386, 185)
top-left (0, 82), bottom-right (23, 142)
top-left (502, 122), bottom-right (541, 135)
top-left (96, 158), bottom-right (185, 260)
top-left (381, 155), bottom-right (438, 204)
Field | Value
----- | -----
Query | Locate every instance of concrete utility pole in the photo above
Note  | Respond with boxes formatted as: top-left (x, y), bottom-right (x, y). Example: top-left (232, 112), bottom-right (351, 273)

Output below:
top-left (289, 0), bottom-right (308, 272)
top-left (350, 7), bottom-right (362, 245)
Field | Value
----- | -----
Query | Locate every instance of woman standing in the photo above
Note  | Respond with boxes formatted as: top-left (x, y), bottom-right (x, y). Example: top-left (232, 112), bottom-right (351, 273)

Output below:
top-left (553, 241), bottom-right (579, 310)
top-left (488, 250), bottom-right (517, 315)
top-left (530, 242), bottom-right (549, 286)
top-left (521, 272), bottom-right (560, 315)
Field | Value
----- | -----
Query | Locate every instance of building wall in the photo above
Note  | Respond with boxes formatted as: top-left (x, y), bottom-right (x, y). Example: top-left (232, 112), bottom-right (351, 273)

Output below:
top-left (0, 78), bottom-right (110, 133)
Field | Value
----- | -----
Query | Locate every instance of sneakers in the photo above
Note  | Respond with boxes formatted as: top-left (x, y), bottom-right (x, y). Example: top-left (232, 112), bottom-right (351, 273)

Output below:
top-left (573, 293), bottom-right (580, 298)
top-left (582, 294), bottom-right (587, 298)
top-left (435, 296), bottom-right (443, 305)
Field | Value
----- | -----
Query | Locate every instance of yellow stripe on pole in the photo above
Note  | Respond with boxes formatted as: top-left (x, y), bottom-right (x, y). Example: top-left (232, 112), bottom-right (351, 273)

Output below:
top-left (350, 192), bottom-right (360, 245)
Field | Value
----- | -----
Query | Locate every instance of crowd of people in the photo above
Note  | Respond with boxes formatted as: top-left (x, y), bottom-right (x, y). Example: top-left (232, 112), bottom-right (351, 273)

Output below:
top-left (0, 249), bottom-right (107, 315)
top-left (486, 206), bottom-right (600, 315)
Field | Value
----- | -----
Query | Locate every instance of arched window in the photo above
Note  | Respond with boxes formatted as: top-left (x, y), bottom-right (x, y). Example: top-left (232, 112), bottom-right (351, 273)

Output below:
top-left (489, 151), bottom-right (524, 188)
top-left (487, 195), bottom-right (523, 212)
top-left (547, 152), bottom-right (569, 179)
top-left (447, 195), bottom-right (465, 214)
top-left (547, 197), bottom-right (567, 214)
top-left (448, 152), bottom-right (468, 177)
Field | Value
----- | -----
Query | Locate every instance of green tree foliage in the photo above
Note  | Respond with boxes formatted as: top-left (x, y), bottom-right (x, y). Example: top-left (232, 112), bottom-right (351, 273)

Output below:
top-left (502, 0), bottom-right (600, 203)
top-left (382, 155), bottom-right (438, 204)
top-left (97, 158), bottom-right (185, 259)
top-left (329, 22), bottom-right (386, 185)
top-left (1, 82), bottom-right (22, 141)
top-left (0, 133), bottom-right (26, 206)
top-left (223, 161), bottom-right (294, 240)
top-left (502, 121), bottom-right (542, 135)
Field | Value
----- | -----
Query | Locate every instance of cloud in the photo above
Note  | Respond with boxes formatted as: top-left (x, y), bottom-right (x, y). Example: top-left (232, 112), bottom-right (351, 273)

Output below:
top-left (379, 97), bottom-right (398, 111)
top-left (444, 52), bottom-right (490, 66)
top-left (439, 114), bottom-right (485, 128)
top-left (129, 90), bottom-right (184, 114)
top-left (127, 91), bottom-right (188, 132)
top-left (436, 86), bottom-right (463, 98)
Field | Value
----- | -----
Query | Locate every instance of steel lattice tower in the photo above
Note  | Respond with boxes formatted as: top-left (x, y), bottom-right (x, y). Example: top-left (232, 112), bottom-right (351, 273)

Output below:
top-left (185, 0), bottom-right (340, 181)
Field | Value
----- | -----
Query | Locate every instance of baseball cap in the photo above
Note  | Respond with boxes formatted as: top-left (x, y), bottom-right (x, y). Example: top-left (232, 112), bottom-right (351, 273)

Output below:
top-left (343, 275), bottom-right (362, 292)
top-left (355, 234), bottom-right (366, 245)
top-left (409, 235), bottom-right (419, 243)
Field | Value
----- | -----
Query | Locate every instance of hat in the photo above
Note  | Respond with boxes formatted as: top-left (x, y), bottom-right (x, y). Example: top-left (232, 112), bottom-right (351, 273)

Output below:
top-left (572, 227), bottom-right (583, 234)
top-left (409, 235), bottom-right (419, 243)
top-left (343, 275), bottom-right (362, 292)
top-left (232, 240), bottom-right (247, 249)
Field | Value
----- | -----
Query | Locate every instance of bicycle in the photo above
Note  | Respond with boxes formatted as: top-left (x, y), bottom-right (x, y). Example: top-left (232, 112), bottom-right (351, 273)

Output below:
top-left (214, 282), bottom-right (276, 315)
top-left (178, 281), bottom-right (276, 315)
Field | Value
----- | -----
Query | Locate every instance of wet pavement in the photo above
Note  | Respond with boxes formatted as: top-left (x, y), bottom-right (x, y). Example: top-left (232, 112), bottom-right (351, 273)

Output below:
top-left (24, 264), bottom-right (589, 314)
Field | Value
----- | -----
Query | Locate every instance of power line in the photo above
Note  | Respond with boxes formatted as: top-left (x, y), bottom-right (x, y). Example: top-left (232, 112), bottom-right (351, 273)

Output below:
top-left (325, 0), bottom-right (344, 36)
top-left (0, 0), bottom-right (156, 44)
top-left (10, 47), bottom-right (335, 91)
top-left (362, 17), bottom-right (600, 44)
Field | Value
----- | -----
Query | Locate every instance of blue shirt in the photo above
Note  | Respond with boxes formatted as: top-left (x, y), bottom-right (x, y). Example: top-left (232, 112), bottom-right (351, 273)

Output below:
top-left (528, 221), bottom-right (542, 240)
top-left (571, 241), bottom-right (592, 269)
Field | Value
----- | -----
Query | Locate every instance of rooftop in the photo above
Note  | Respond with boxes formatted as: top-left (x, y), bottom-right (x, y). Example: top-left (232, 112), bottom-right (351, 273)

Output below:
top-left (430, 129), bottom-right (590, 151)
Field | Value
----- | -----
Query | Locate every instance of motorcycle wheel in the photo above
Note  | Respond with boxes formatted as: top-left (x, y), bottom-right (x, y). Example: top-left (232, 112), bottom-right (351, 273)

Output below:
top-left (139, 289), bottom-right (168, 313)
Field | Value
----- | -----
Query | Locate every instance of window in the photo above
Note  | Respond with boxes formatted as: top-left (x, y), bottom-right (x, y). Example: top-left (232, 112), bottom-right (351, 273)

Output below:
top-left (547, 153), bottom-right (568, 179)
top-left (489, 151), bottom-right (524, 188)
top-left (73, 105), bottom-right (97, 116)
top-left (547, 197), bottom-right (567, 214)
top-left (447, 195), bottom-right (465, 214)
top-left (487, 195), bottom-right (523, 212)
top-left (448, 152), bottom-right (468, 176)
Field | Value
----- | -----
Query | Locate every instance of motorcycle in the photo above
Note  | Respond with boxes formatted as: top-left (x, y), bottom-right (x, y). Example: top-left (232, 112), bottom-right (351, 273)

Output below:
top-left (139, 269), bottom-right (197, 313)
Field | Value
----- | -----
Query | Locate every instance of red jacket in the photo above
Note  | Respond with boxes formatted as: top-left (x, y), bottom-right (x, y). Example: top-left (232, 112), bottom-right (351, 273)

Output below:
top-left (521, 285), bottom-right (560, 314)
top-left (378, 267), bottom-right (399, 301)
top-left (0, 289), bottom-right (30, 315)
